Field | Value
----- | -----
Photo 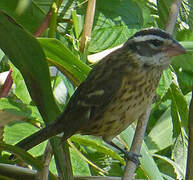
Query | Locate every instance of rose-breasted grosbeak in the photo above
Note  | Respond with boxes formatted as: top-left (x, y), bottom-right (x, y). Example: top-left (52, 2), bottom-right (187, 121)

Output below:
top-left (13, 28), bottom-right (186, 163)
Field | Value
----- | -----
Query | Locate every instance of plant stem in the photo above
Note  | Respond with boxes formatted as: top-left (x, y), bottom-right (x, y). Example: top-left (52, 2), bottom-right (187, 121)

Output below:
top-left (165, 0), bottom-right (183, 34)
top-left (48, 0), bottom-right (59, 38)
top-left (79, 0), bottom-right (96, 53)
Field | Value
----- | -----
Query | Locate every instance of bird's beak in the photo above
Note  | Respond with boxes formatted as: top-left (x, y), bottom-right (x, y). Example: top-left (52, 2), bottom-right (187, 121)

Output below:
top-left (167, 42), bottom-right (186, 57)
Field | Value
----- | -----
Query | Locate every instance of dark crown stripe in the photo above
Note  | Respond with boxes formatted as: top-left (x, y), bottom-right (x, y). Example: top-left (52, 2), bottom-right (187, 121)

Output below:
top-left (132, 28), bottom-right (172, 40)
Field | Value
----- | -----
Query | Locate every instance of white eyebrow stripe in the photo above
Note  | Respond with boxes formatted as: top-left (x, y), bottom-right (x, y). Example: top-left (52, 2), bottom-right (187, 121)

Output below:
top-left (132, 35), bottom-right (166, 42)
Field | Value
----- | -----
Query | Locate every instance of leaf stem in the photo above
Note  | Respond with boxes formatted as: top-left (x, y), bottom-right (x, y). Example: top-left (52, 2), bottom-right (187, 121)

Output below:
top-left (48, 0), bottom-right (59, 38)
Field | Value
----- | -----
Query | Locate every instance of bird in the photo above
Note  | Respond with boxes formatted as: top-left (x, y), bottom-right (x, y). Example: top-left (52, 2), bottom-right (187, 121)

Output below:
top-left (12, 28), bottom-right (186, 163)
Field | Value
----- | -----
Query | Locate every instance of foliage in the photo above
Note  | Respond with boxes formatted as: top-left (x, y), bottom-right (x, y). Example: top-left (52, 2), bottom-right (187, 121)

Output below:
top-left (0, 0), bottom-right (193, 179)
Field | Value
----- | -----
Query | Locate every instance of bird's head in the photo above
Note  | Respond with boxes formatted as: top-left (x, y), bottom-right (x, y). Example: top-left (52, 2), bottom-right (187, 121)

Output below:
top-left (126, 28), bottom-right (186, 69)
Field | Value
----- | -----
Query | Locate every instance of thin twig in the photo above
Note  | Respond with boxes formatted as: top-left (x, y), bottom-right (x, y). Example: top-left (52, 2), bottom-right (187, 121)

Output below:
top-left (79, 0), bottom-right (96, 53)
top-left (165, 0), bottom-right (183, 34)
top-left (117, 135), bottom-right (129, 151)
top-left (74, 177), bottom-right (121, 180)
top-left (34, 8), bottom-right (52, 37)
top-left (49, 138), bottom-right (74, 180)
top-left (0, 163), bottom-right (37, 180)
top-left (122, 106), bottom-right (151, 179)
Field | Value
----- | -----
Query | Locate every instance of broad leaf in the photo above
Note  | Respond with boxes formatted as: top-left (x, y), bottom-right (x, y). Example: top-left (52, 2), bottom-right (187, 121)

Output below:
top-left (0, 0), bottom-right (49, 33)
top-left (38, 38), bottom-right (90, 86)
top-left (146, 107), bottom-right (173, 153)
top-left (0, 11), bottom-right (60, 123)
top-left (77, 0), bottom-right (143, 52)
top-left (170, 82), bottom-right (189, 138)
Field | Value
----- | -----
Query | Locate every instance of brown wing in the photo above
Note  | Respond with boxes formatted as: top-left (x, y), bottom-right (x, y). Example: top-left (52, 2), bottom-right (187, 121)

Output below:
top-left (58, 50), bottom-right (127, 137)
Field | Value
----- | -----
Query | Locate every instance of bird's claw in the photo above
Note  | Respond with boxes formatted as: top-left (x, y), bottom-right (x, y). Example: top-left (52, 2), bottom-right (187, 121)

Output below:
top-left (124, 151), bottom-right (141, 166)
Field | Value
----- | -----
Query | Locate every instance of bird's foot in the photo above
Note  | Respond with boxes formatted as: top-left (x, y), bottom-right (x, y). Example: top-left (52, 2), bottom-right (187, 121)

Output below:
top-left (124, 151), bottom-right (141, 166)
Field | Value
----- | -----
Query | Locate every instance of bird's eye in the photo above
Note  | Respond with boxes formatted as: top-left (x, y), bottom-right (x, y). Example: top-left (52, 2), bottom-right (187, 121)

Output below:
top-left (149, 39), bottom-right (163, 47)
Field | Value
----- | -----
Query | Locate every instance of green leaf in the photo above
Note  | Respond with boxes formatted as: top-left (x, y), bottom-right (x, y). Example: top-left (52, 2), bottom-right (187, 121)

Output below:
top-left (4, 121), bottom-right (46, 156)
top-left (0, 97), bottom-right (42, 128)
top-left (172, 134), bottom-right (187, 179)
top-left (77, 0), bottom-right (143, 52)
top-left (157, 69), bottom-right (173, 99)
top-left (70, 135), bottom-right (124, 164)
top-left (0, 98), bottom-right (31, 119)
top-left (153, 154), bottom-right (184, 180)
top-left (0, 143), bottom-right (57, 180)
top-left (176, 30), bottom-right (193, 41)
top-left (9, 63), bottom-right (31, 104)
top-left (72, 10), bottom-right (82, 40)
top-left (179, 1), bottom-right (193, 31)
top-left (70, 148), bottom-right (91, 176)
top-left (157, 0), bottom-right (172, 28)
top-left (170, 82), bottom-right (189, 138)
top-left (38, 38), bottom-right (91, 86)
top-left (0, 11), bottom-right (72, 178)
top-left (181, 41), bottom-right (193, 51)
top-left (0, 0), bottom-right (49, 33)
top-left (146, 107), bottom-right (173, 153)
top-left (0, 11), bottom-right (60, 123)
top-left (0, 142), bottom-right (42, 171)
top-left (70, 135), bottom-right (123, 176)
top-left (172, 52), bottom-right (193, 94)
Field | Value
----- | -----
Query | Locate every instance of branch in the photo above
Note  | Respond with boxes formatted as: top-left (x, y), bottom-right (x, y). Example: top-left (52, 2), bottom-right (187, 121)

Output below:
top-left (36, 142), bottom-right (53, 180)
top-left (0, 163), bottom-right (37, 180)
top-left (53, 140), bottom-right (74, 180)
top-left (122, 106), bottom-right (151, 179)
top-left (79, 0), bottom-right (96, 53)
top-left (165, 0), bottom-right (183, 34)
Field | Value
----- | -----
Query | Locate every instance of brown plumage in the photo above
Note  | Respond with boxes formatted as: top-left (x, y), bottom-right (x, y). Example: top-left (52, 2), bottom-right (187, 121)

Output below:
top-left (14, 28), bottom-right (186, 155)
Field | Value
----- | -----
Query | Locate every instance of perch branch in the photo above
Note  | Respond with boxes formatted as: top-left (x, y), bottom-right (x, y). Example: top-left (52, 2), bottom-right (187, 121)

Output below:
top-left (122, 106), bottom-right (151, 179)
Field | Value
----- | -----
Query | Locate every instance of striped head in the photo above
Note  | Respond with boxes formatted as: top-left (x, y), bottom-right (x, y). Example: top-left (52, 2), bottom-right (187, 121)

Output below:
top-left (125, 28), bottom-right (186, 69)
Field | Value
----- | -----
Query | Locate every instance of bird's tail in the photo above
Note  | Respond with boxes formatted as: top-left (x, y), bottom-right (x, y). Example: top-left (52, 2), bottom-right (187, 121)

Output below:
top-left (15, 121), bottom-right (64, 151)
